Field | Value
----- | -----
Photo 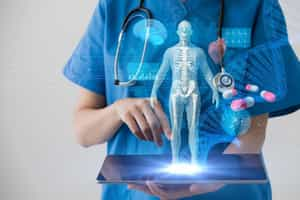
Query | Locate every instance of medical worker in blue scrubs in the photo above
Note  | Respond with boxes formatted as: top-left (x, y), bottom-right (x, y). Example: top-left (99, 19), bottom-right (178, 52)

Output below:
top-left (63, 0), bottom-right (300, 199)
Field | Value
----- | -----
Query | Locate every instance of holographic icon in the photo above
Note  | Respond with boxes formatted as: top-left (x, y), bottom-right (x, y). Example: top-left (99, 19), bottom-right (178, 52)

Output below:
top-left (151, 20), bottom-right (219, 165)
top-left (133, 19), bottom-right (168, 46)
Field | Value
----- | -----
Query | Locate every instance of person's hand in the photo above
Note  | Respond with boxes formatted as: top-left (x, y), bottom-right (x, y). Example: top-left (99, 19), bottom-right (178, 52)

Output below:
top-left (128, 181), bottom-right (224, 200)
top-left (114, 98), bottom-right (172, 146)
top-left (212, 89), bottom-right (220, 108)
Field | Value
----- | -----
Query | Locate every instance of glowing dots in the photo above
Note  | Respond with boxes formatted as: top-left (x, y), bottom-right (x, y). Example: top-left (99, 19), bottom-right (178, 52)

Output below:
top-left (163, 163), bottom-right (203, 175)
top-left (221, 109), bottom-right (251, 137)
top-left (222, 88), bottom-right (238, 99)
top-left (260, 90), bottom-right (276, 103)
top-left (245, 84), bottom-right (259, 92)
top-left (222, 28), bottom-right (251, 48)
top-left (231, 96), bottom-right (255, 111)
top-left (133, 19), bottom-right (168, 46)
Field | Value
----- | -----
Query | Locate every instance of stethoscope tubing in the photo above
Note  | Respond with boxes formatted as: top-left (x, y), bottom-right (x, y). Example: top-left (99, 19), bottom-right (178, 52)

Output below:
top-left (114, 6), bottom-right (152, 86)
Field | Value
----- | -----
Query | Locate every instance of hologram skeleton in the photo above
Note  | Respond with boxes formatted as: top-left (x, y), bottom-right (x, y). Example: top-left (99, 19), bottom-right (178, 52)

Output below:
top-left (151, 21), bottom-right (219, 164)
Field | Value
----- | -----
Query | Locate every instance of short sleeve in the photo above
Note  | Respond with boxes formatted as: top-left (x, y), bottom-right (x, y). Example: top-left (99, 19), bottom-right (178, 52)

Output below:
top-left (227, 0), bottom-right (300, 118)
top-left (63, 0), bottom-right (106, 96)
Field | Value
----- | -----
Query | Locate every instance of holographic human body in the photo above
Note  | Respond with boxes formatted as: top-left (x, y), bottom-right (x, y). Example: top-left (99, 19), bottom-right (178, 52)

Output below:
top-left (151, 21), bottom-right (219, 164)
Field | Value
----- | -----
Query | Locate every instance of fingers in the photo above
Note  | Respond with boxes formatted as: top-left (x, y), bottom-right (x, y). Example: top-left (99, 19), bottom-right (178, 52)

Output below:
top-left (117, 98), bottom-right (171, 145)
top-left (147, 182), bottom-right (171, 200)
top-left (147, 182), bottom-right (192, 200)
top-left (123, 113), bottom-right (146, 140)
top-left (128, 184), bottom-right (153, 195)
top-left (151, 99), bottom-right (172, 140)
top-left (141, 100), bottom-right (163, 146)
top-left (142, 182), bottom-right (224, 199)
top-left (131, 106), bottom-right (154, 141)
top-left (189, 183), bottom-right (224, 194)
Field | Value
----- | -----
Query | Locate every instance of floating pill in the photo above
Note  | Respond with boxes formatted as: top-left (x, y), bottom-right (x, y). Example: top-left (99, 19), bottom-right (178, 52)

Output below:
top-left (231, 97), bottom-right (255, 111)
top-left (222, 88), bottom-right (238, 99)
top-left (245, 84), bottom-right (259, 93)
top-left (261, 90), bottom-right (276, 103)
top-left (231, 99), bottom-right (248, 111)
top-left (244, 96), bottom-right (255, 108)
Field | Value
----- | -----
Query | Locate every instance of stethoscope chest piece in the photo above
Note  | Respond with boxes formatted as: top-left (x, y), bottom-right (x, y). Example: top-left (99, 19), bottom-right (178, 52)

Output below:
top-left (211, 0), bottom-right (236, 93)
top-left (213, 71), bottom-right (235, 93)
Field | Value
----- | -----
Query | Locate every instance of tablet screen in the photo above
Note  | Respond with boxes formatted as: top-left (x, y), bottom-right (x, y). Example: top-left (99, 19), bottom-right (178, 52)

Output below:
top-left (97, 154), bottom-right (267, 184)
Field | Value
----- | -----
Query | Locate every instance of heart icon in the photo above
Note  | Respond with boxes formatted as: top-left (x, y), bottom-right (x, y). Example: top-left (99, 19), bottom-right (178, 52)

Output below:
top-left (208, 38), bottom-right (226, 64)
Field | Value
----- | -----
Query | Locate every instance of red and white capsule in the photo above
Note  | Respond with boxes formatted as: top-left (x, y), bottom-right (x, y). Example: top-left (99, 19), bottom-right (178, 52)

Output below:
top-left (245, 84), bottom-right (259, 93)
top-left (222, 88), bottom-right (238, 99)
top-left (261, 90), bottom-right (276, 103)
top-left (231, 96), bottom-right (255, 111)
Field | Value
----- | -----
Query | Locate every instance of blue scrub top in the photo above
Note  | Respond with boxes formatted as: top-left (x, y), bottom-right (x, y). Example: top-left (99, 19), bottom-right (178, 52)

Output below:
top-left (63, 0), bottom-right (300, 199)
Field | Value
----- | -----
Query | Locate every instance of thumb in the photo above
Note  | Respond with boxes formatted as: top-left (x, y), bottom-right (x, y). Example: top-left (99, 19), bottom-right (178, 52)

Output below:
top-left (190, 183), bottom-right (224, 194)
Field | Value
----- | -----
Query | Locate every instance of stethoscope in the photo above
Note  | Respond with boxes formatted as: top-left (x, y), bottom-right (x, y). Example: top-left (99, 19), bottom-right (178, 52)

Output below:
top-left (114, 0), bottom-right (152, 86)
top-left (212, 0), bottom-right (235, 93)
top-left (114, 0), bottom-right (235, 93)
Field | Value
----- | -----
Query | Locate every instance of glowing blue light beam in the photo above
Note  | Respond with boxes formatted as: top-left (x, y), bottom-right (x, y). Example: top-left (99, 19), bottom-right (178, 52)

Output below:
top-left (162, 163), bottom-right (203, 175)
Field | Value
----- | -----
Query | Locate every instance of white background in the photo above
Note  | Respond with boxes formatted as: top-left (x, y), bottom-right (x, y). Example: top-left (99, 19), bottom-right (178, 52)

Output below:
top-left (0, 0), bottom-right (299, 199)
